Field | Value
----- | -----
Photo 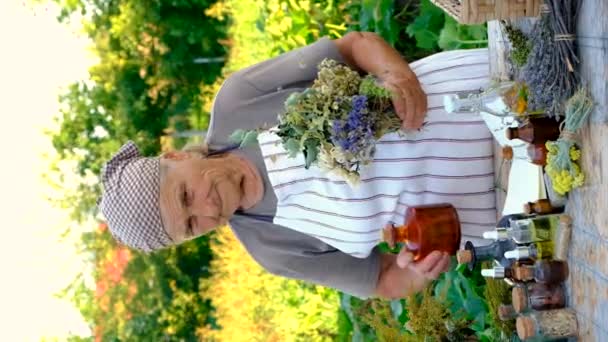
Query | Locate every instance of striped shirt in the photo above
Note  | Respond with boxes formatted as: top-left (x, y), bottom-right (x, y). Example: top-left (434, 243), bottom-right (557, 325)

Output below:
top-left (258, 48), bottom-right (496, 258)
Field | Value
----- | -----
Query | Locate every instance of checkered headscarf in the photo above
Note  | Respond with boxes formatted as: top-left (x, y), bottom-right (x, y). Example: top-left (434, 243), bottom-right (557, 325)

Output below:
top-left (99, 141), bottom-right (174, 252)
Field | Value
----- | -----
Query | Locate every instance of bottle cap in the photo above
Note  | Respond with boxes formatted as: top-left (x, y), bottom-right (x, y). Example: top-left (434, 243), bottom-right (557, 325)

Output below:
top-left (483, 228), bottom-right (509, 240)
top-left (516, 316), bottom-right (536, 340)
top-left (456, 250), bottom-right (473, 264)
top-left (481, 267), bottom-right (505, 278)
top-left (505, 247), bottom-right (531, 260)
top-left (502, 146), bottom-right (514, 160)
top-left (497, 304), bottom-right (516, 321)
top-left (511, 286), bottom-right (528, 313)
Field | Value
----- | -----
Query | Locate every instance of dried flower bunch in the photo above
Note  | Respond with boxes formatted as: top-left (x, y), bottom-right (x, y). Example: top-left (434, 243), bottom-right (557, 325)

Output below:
top-left (232, 59), bottom-right (402, 185)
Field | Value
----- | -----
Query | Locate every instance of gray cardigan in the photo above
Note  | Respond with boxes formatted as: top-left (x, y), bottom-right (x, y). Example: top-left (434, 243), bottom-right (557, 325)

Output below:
top-left (205, 37), bottom-right (380, 298)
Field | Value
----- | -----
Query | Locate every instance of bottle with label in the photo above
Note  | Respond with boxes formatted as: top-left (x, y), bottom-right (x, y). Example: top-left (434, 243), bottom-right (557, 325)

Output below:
top-left (511, 283), bottom-right (566, 313)
top-left (505, 116), bottom-right (561, 144)
top-left (516, 308), bottom-right (578, 341)
top-left (484, 214), bottom-right (559, 244)
top-left (456, 239), bottom-right (517, 271)
top-left (504, 241), bottom-right (554, 261)
top-left (554, 215), bottom-right (573, 261)
top-left (502, 144), bottom-right (548, 166)
top-left (382, 203), bottom-right (461, 261)
top-left (523, 199), bottom-right (564, 215)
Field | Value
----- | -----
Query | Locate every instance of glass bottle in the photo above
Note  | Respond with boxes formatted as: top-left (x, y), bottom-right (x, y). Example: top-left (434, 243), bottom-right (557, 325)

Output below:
top-left (483, 214), bottom-right (560, 244)
top-left (481, 260), bottom-right (568, 284)
top-left (382, 203), bottom-right (461, 261)
top-left (511, 283), bottom-right (566, 313)
top-left (501, 144), bottom-right (548, 166)
top-left (504, 241), bottom-right (554, 261)
top-left (554, 215), bottom-right (573, 261)
top-left (523, 199), bottom-right (564, 215)
top-left (456, 239), bottom-right (517, 271)
top-left (505, 117), bottom-right (561, 144)
top-left (516, 309), bottom-right (578, 341)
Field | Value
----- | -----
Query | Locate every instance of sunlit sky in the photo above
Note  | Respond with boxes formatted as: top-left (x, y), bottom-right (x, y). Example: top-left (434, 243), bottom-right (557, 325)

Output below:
top-left (0, 1), bottom-right (94, 340)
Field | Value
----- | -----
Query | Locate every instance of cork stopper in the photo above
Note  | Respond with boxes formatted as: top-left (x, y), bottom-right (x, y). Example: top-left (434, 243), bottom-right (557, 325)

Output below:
top-left (498, 304), bottom-right (516, 321)
top-left (456, 249), bottom-right (473, 264)
top-left (382, 224), bottom-right (395, 249)
top-left (502, 146), bottom-right (514, 160)
top-left (506, 127), bottom-right (518, 140)
top-left (516, 316), bottom-right (536, 340)
top-left (512, 286), bottom-right (528, 313)
top-left (523, 202), bottom-right (533, 215)
top-left (560, 214), bottom-right (573, 225)
top-left (514, 265), bottom-right (535, 281)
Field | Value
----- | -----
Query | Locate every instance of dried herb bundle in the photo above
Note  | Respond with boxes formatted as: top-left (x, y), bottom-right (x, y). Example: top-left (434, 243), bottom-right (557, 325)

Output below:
top-left (521, 0), bottom-right (581, 117)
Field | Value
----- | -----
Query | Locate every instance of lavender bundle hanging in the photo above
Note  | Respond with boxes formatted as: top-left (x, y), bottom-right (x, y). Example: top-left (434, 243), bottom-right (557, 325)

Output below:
top-left (522, 0), bottom-right (581, 117)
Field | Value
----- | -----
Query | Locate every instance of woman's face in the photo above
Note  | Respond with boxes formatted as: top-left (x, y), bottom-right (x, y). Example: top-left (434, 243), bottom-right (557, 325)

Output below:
top-left (159, 151), bottom-right (263, 243)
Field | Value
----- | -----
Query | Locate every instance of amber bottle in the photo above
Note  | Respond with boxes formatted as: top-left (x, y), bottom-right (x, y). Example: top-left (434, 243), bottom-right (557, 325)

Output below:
top-left (505, 117), bottom-right (561, 144)
top-left (512, 283), bottom-right (566, 313)
top-left (382, 203), bottom-right (461, 261)
top-left (523, 199), bottom-right (564, 215)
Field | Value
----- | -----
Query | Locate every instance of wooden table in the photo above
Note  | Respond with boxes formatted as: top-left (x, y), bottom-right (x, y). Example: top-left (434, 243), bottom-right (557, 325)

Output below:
top-left (488, 1), bottom-right (608, 340)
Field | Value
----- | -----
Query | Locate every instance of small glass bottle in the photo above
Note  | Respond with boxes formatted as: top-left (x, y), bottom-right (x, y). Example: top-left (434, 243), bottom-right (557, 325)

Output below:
top-left (516, 309), bottom-right (578, 341)
top-left (382, 203), bottom-right (461, 261)
top-left (502, 144), bottom-right (548, 166)
top-left (504, 241), bottom-right (554, 261)
top-left (506, 117), bottom-right (561, 144)
top-left (498, 304), bottom-right (518, 321)
top-left (511, 283), bottom-right (566, 313)
top-left (456, 239), bottom-right (517, 271)
top-left (484, 214), bottom-right (560, 244)
top-left (523, 199), bottom-right (564, 215)
top-left (554, 215), bottom-right (573, 261)
top-left (514, 260), bottom-right (569, 284)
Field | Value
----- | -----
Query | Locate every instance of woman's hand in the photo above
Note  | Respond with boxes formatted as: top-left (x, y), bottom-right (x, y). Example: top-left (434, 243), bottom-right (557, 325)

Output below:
top-left (375, 249), bottom-right (451, 299)
top-left (381, 72), bottom-right (428, 130)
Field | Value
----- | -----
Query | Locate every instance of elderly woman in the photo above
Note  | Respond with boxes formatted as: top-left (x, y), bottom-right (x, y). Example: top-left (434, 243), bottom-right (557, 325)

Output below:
top-left (99, 32), bottom-right (496, 299)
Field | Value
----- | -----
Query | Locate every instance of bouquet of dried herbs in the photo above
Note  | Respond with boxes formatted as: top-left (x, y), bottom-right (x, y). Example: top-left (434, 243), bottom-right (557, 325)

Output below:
top-left (545, 88), bottom-right (593, 195)
top-left (521, 0), bottom-right (581, 117)
top-left (232, 59), bottom-right (402, 185)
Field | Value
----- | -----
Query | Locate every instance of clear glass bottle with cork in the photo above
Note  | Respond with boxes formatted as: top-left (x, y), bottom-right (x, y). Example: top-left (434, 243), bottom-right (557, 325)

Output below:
top-left (456, 239), bottom-right (517, 270)
top-left (511, 283), bottom-right (566, 313)
top-left (502, 144), bottom-right (549, 166)
top-left (481, 260), bottom-right (569, 285)
top-left (382, 203), bottom-right (461, 261)
top-left (516, 308), bottom-right (578, 341)
top-left (505, 116), bottom-right (561, 144)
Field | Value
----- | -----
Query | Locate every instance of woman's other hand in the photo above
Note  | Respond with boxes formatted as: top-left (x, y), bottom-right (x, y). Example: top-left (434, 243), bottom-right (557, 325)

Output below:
top-left (375, 249), bottom-right (450, 299)
top-left (334, 31), bottom-right (428, 130)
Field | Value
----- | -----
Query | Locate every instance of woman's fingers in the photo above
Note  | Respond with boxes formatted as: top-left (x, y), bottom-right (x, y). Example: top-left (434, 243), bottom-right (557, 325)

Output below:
top-left (396, 248), bottom-right (415, 269)
top-left (427, 253), bottom-right (451, 280)
top-left (386, 77), bottom-right (427, 130)
top-left (410, 251), bottom-right (450, 280)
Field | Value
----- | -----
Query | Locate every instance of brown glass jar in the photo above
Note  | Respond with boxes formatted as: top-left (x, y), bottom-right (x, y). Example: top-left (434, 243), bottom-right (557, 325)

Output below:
top-left (506, 117), bottom-right (561, 144)
top-left (382, 203), bottom-right (461, 261)
top-left (512, 283), bottom-right (566, 313)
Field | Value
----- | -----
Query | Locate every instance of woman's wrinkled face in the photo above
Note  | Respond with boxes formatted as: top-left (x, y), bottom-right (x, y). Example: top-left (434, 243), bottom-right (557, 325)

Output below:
top-left (159, 151), bottom-right (263, 243)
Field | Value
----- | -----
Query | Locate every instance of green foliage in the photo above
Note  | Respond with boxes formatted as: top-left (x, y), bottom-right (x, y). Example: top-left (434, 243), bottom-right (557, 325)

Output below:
top-left (504, 24), bottom-right (531, 67)
top-left (405, 0), bottom-right (487, 52)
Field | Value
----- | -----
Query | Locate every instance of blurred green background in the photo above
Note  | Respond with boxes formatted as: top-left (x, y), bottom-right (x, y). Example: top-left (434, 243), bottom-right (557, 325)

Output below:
top-left (38, 0), bottom-right (513, 341)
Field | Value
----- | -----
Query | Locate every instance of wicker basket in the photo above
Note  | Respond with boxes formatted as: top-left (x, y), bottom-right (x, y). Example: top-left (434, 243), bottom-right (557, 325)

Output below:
top-left (430, 0), bottom-right (543, 24)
